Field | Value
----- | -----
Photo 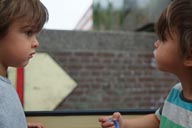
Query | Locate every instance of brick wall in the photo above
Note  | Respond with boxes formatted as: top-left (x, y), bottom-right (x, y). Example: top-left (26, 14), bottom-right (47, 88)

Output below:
top-left (38, 30), bottom-right (178, 110)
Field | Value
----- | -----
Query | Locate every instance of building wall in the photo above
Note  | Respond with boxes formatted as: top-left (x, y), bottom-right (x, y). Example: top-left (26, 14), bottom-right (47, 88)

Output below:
top-left (38, 30), bottom-right (178, 110)
top-left (122, 0), bottom-right (171, 31)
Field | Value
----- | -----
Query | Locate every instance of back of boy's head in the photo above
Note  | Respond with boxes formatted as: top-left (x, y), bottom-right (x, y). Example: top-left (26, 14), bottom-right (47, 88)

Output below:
top-left (155, 0), bottom-right (192, 58)
top-left (0, 0), bottom-right (49, 39)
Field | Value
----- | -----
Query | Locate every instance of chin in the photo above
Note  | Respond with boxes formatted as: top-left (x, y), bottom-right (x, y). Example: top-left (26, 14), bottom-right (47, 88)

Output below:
top-left (157, 66), bottom-right (170, 72)
top-left (22, 62), bottom-right (29, 67)
top-left (155, 64), bottom-right (164, 71)
top-left (18, 61), bottom-right (29, 68)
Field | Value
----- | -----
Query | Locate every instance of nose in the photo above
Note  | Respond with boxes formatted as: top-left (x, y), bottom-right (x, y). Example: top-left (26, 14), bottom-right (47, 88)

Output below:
top-left (154, 40), bottom-right (160, 49)
top-left (32, 38), bottom-right (39, 48)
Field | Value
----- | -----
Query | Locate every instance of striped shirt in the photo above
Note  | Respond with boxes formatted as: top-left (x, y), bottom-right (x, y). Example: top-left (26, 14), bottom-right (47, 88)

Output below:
top-left (156, 83), bottom-right (192, 128)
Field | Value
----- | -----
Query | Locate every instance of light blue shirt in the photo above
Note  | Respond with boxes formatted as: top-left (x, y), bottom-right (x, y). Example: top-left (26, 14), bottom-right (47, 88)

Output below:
top-left (0, 76), bottom-right (27, 128)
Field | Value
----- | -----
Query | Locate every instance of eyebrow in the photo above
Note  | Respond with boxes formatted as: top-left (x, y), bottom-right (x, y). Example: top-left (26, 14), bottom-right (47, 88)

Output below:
top-left (20, 24), bottom-right (36, 31)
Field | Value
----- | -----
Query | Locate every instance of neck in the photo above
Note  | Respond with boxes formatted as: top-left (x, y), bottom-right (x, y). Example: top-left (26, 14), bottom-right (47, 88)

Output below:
top-left (177, 69), bottom-right (192, 100)
top-left (0, 63), bottom-right (7, 77)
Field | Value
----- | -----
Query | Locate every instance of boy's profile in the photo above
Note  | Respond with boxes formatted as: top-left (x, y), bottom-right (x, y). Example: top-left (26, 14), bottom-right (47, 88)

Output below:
top-left (99, 0), bottom-right (192, 127)
top-left (0, 0), bottom-right (48, 128)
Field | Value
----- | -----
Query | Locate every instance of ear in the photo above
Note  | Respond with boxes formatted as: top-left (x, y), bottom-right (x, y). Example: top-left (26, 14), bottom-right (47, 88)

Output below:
top-left (184, 49), bottom-right (192, 67)
top-left (184, 59), bottom-right (192, 67)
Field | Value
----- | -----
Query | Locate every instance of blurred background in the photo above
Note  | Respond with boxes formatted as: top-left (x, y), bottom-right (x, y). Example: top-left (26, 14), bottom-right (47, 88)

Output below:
top-left (9, 0), bottom-right (178, 112)
top-left (42, 0), bottom-right (170, 32)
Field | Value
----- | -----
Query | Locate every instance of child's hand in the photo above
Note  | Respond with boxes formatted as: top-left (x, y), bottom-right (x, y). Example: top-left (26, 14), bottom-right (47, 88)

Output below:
top-left (27, 122), bottom-right (44, 128)
top-left (98, 112), bottom-right (123, 128)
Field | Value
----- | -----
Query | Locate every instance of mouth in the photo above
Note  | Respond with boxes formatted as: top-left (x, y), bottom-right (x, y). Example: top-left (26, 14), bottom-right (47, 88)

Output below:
top-left (29, 52), bottom-right (36, 58)
top-left (151, 58), bottom-right (156, 68)
top-left (153, 50), bottom-right (156, 56)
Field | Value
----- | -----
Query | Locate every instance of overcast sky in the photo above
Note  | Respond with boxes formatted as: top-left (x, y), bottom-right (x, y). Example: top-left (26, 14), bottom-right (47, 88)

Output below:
top-left (41, 0), bottom-right (92, 30)
top-left (41, 0), bottom-right (128, 30)
top-left (41, 0), bottom-right (153, 30)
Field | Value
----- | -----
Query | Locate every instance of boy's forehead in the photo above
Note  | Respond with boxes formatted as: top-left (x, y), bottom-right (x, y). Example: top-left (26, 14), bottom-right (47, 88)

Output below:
top-left (12, 18), bottom-right (34, 28)
top-left (6, 20), bottom-right (34, 34)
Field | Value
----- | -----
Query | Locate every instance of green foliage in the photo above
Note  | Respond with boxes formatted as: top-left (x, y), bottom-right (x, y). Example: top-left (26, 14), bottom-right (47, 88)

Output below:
top-left (93, 2), bottom-right (126, 31)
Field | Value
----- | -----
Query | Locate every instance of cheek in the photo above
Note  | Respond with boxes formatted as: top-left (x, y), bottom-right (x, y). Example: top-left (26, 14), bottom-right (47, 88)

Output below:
top-left (3, 43), bottom-right (30, 66)
top-left (154, 48), bottom-right (180, 72)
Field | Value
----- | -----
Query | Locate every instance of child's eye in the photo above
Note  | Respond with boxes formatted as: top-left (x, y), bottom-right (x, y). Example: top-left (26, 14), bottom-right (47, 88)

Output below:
top-left (25, 30), bottom-right (34, 36)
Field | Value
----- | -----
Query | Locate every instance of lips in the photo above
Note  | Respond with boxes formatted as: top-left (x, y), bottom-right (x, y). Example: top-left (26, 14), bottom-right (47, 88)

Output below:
top-left (153, 50), bottom-right (156, 56)
top-left (29, 52), bottom-right (35, 58)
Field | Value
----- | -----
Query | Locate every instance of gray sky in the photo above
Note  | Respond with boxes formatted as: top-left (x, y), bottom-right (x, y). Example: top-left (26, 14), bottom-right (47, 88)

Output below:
top-left (41, 0), bottom-right (92, 30)
top-left (41, 0), bottom-right (152, 30)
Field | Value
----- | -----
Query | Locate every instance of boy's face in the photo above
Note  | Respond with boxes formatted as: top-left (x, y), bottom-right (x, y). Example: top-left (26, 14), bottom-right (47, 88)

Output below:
top-left (0, 19), bottom-right (39, 68)
top-left (153, 33), bottom-right (184, 74)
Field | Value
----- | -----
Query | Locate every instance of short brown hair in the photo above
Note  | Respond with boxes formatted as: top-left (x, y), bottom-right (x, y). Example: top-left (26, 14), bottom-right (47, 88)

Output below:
top-left (155, 0), bottom-right (192, 57)
top-left (0, 0), bottom-right (49, 38)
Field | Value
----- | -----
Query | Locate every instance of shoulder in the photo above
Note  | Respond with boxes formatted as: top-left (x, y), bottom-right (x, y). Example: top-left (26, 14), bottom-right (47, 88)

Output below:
top-left (167, 83), bottom-right (182, 97)
top-left (0, 76), bottom-right (12, 88)
top-left (172, 83), bottom-right (182, 91)
top-left (166, 83), bottom-right (182, 100)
